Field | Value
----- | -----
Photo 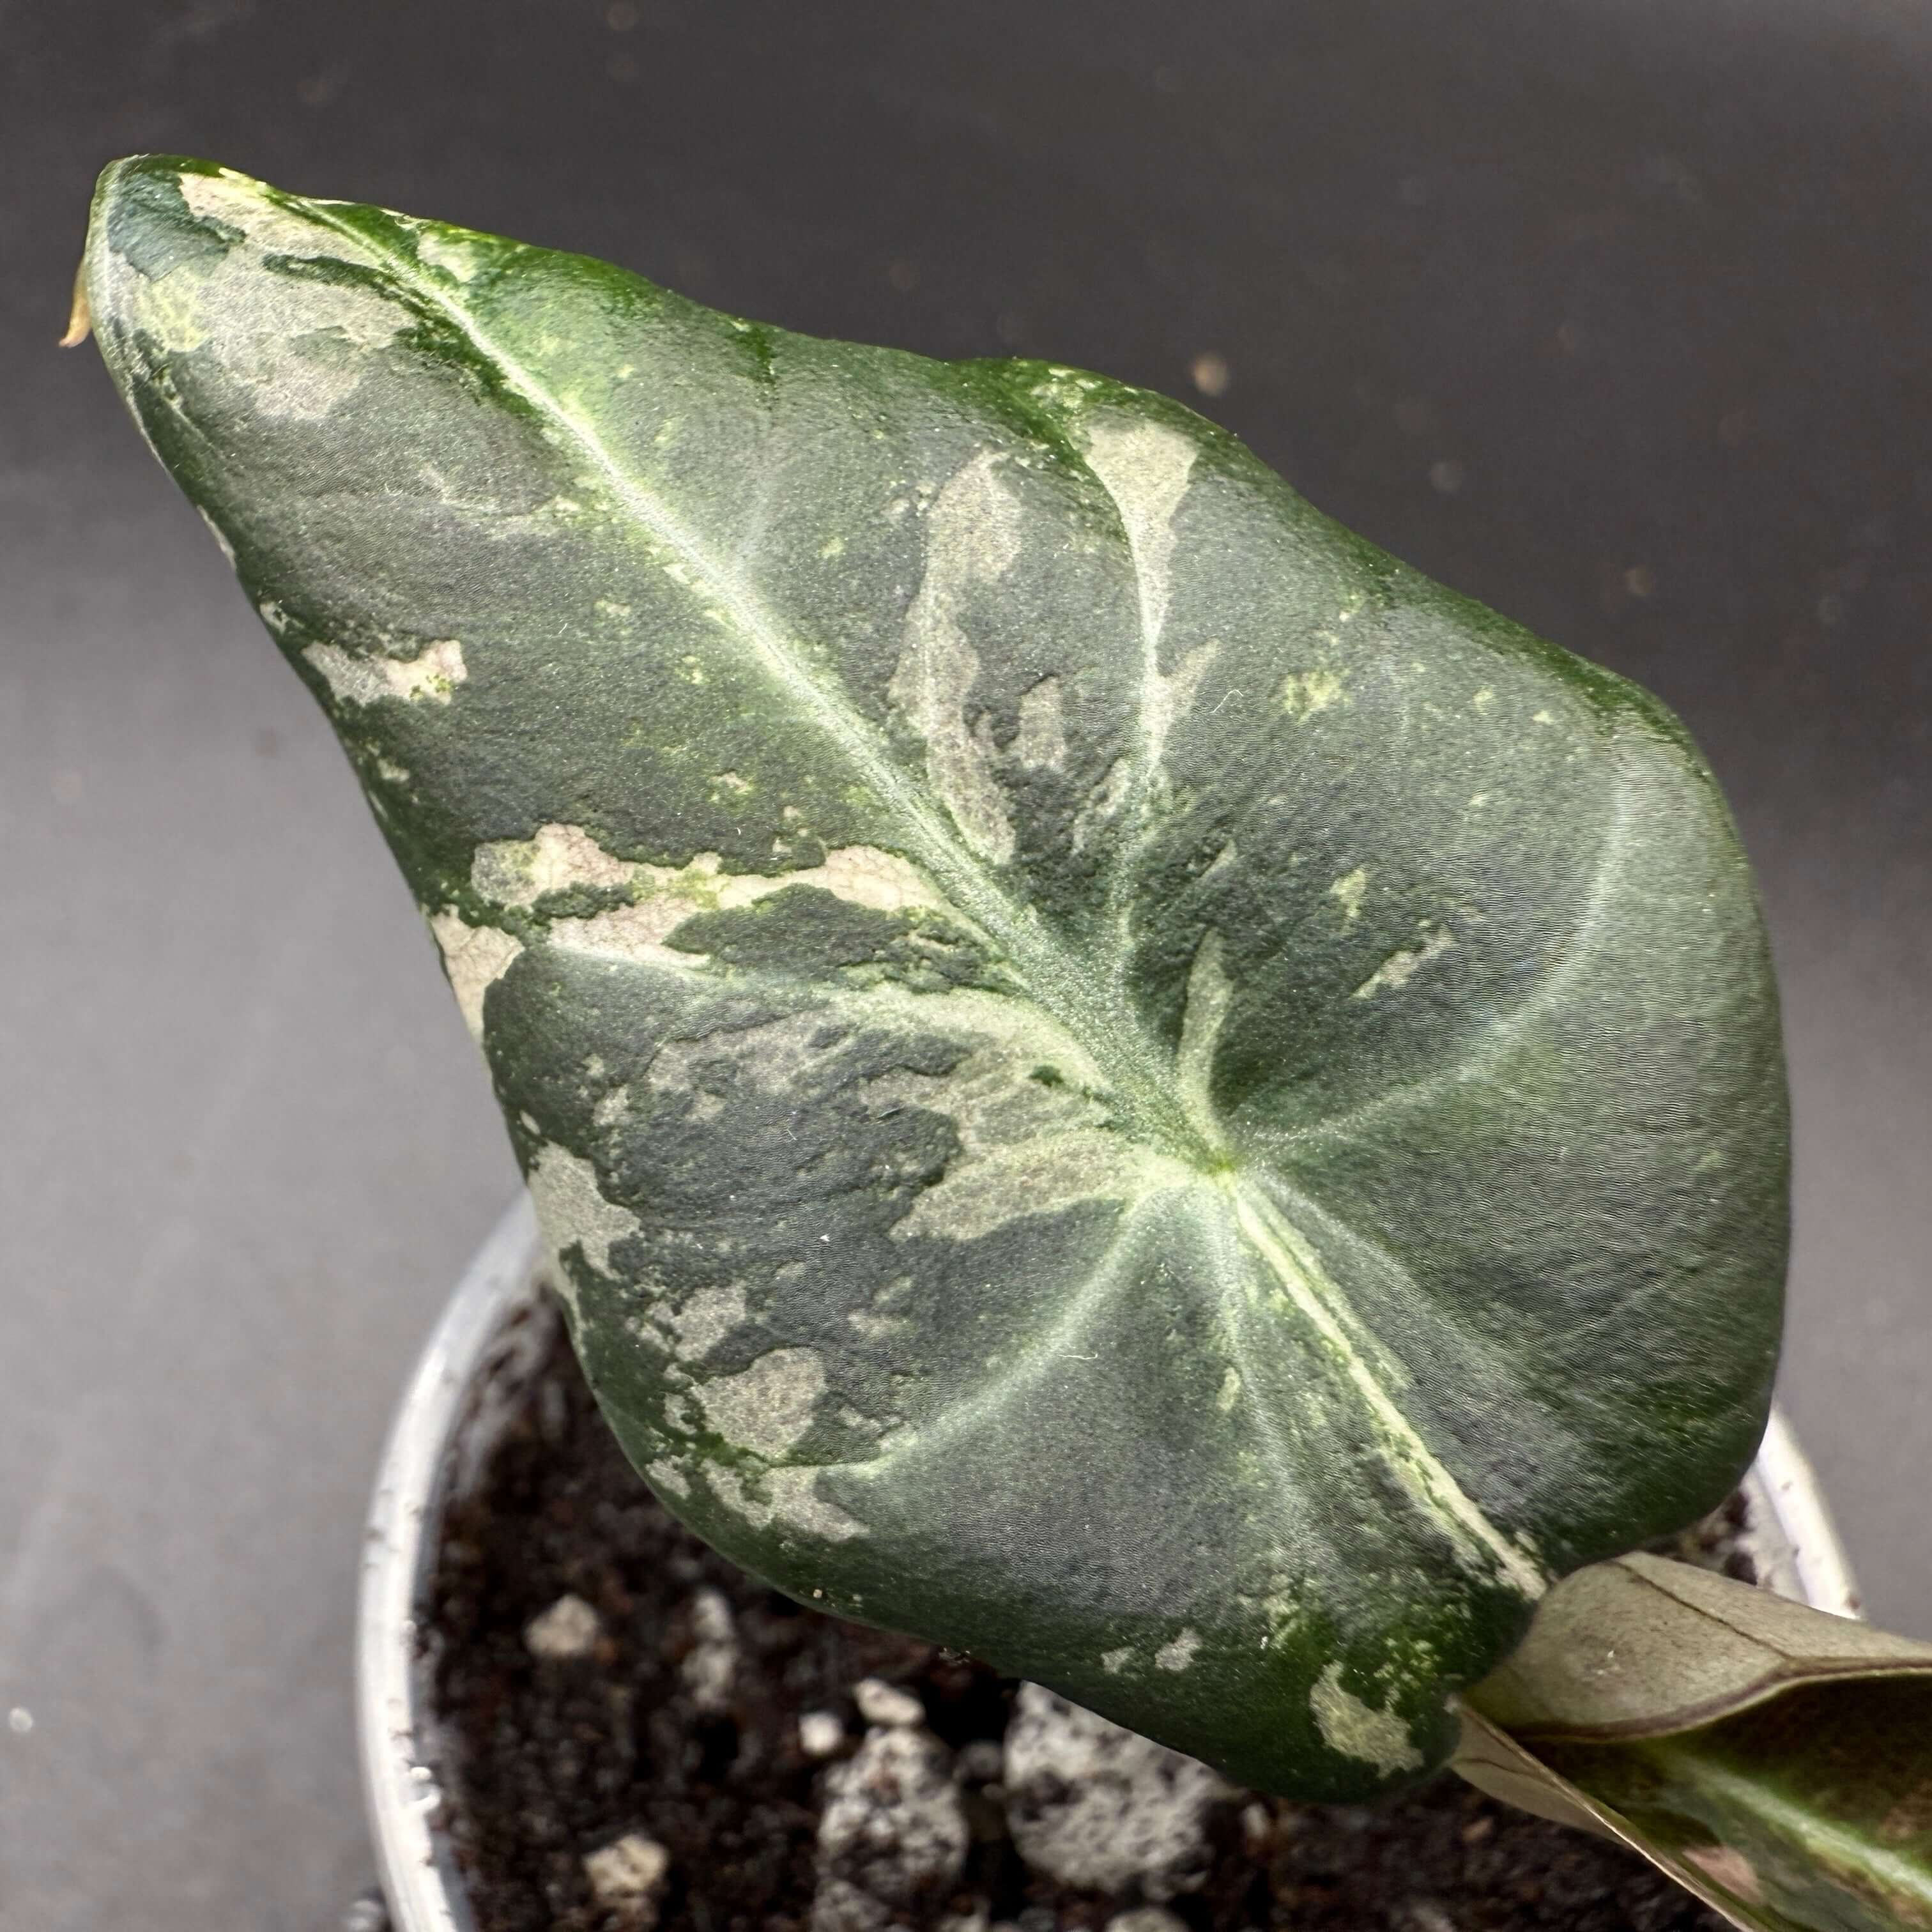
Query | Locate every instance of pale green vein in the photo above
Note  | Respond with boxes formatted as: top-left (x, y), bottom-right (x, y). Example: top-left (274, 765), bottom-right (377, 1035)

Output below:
top-left (1199, 1198), bottom-right (1331, 1549)
top-left (1228, 1176), bottom-right (1548, 1598)
top-left (300, 195), bottom-right (1211, 1169)
top-left (861, 1189), bottom-right (1174, 1473)
top-left (1255, 759), bottom-right (1641, 1158)
top-left (1174, 931), bottom-right (1234, 1153)
top-left (283, 188), bottom-right (1545, 1600)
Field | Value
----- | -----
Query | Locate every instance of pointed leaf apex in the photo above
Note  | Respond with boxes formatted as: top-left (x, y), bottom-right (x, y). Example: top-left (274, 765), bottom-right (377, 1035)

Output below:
top-left (59, 263), bottom-right (91, 347)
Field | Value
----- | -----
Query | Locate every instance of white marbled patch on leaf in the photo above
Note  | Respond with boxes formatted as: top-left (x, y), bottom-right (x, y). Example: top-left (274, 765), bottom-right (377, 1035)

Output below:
top-left (1353, 924), bottom-right (1456, 1000)
top-left (427, 910), bottom-right (524, 1039)
top-left (864, 1003), bottom-right (1185, 1244)
top-left (709, 1463), bottom-right (868, 1542)
top-left (1154, 1629), bottom-right (1202, 1673)
top-left (471, 827), bottom-right (944, 964)
top-left (1082, 419), bottom-right (1196, 650)
top-left (1082, 418), bottom-right (1217, 797)
top-left (891, 452), bottom-right (1023, 862)
top-left (99, 171), bottom-right (405, 418)
top-left (661, 1282), bottom-right (747, 1359)
top-left (1308, 1662), bottom-right (1423, 1776)
top-left (179, 170), bottom-right (342, 259)
top-left (413, 227), bottom-right (487, 283)
top-left (1329, 868), bottom-right (1368, 926)
top-left (696, 1347), bottom-right (827, 1459)
top-left (1278, 668), bottom-right (1346, 721)
top-left (472, 822), bottom-right (636, 906)
top-left (1015, 675), bottom-right (1068, 771)
top-left (304, 638), bottom-right (466, 706)
top-left (549, 903), bottom-right (705, 969)
top-left (526, 1142), bottom-right (642, 1299)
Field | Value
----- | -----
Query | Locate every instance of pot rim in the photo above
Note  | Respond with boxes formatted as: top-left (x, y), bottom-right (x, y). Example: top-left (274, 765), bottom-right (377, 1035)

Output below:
top-left (358, 1196), bottom-right (546, 1932)
top-left (357, 1195), bottom-right (1862, 1932)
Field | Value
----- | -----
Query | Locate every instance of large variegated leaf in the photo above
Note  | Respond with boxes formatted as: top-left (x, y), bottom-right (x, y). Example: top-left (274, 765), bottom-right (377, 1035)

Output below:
top-left (79, 156), bottom-right (1788, 1798)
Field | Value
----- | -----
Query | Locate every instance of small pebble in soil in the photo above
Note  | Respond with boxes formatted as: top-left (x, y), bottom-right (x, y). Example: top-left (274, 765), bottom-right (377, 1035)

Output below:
top-left (583, 1831), bottom-right (671, 1925)
top-left (816, 1723), bottom-right (970, 1920)
top-left (430, 1314), bottom-right (1740, 1932)
top-left (523, 1591), bottom-right (602, 1661)
top-left (854, 1676), bottom-right (927, 1729)
top-left (801, 1708), bottom-right (848, 1758)
top-left (1241, 1800), bottom-right (1273, 1853)
top-left (1107, 1910), bottom-right (1190, 1932)
top-left (1003, 1681), bottom-right (1230, 1901)
top-left (954, 1738), bottom-right (1005, 1785)
top-left (678, 1585), bottom-right (738, 1712)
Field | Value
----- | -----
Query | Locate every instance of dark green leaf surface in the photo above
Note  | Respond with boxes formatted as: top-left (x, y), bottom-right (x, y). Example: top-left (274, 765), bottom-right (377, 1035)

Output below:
top-left (1458, 1556), bottom-right (1932, 1931)
top-left (81, 157), bottom-right (1788, 1798)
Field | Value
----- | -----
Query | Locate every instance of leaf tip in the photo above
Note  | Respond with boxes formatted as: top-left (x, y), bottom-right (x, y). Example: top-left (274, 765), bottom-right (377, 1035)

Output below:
top-left (59, 263), bottom-right (92, 348)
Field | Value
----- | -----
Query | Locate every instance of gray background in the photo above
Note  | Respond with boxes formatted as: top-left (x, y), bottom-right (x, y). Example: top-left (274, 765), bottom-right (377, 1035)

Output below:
top-left (3, 1), bottom-right (1927, 1926)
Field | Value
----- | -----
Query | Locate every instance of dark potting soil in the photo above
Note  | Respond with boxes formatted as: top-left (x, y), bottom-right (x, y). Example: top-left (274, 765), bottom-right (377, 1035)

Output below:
top-left (427, 1314), bottom-right (1732, 1932)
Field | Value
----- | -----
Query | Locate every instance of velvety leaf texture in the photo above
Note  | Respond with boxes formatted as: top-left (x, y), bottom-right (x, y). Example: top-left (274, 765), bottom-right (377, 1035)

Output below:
top-left (82, 156), bottom-right (1788, 1799)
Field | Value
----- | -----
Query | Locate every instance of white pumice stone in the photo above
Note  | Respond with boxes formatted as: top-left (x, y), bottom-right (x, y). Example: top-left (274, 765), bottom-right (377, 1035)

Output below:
top-left (800, 1709), bottom-right (847, 1758)
top-left (852, 1676), bottom-right (925, 1729)
top-left (1105, 1911), bottom-right (1190, 1932)
top-left (521, 1593), bottom-right (601, 1661)
top-left (583, 1832), bottom-right (671, 1924)
top-left (953, 1738), bottom-right (1006, 1785)
top-left (815, 1725), bottom-right (969, 1916)
top-left (1003, 1682), bottom-right (1233, 1900)
top-left (680, 1586), bottom-right (739, 1712)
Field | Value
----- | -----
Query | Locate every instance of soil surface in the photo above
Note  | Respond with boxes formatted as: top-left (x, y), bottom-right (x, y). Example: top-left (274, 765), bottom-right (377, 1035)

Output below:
top-left (427, 1314), bottom-right (1731, 1932)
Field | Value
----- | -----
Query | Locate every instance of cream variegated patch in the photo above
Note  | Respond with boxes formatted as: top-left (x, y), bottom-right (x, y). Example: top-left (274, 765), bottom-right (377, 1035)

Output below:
top-left (1279, 668), bottom-right (1346, 721)
top-left (709, 1463), bottom-right (868, 1543)
top-left (472, 823), bottom-right (636, 906)
top-left (891, 451), bottom-right (1024, 863)
top-left (1329, 868), bottom-right (1368, 926)
top-left (860, 993), bottom-right (1188, 1244)
top-left (1309, 1663), bottom-right (1423, 1777)
top-left (696, 1347), bottom-right (827, 1459)
top-left (179, 170), bottom-right (342, 258)
top-left (413, 227), bottom-right (487, 283)
top-left (1155, 1628), bottom-right (1203, 1672)
top-left (304, 638), bottom-right (466, 706)
top-left (469, 825), bottom-right (944, 953)
top-left (1015, 674), bottom-right (1068, 771)
top-left (659, 1282), bottom-right (746, 1358)
top-left (525, 1142), bottom-right (643, 1304)
top-left (97, 173), bottom-right (404, 419)
top-left (427, 910), bottom-right (523, 1039)
top-left (1353, 924), bottom-right (1457, 1000)
top-left (1083, 418), bottom-right (1196, 651)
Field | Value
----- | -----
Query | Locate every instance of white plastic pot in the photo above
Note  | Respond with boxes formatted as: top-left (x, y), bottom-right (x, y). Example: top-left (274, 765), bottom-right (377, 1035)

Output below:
top-left (356, 1196), bottom-right (1860, 1932)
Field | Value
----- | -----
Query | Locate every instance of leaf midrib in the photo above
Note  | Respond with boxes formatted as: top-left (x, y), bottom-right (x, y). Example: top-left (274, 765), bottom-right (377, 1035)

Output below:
top-left (291, 193), bottom-right (1544, 1600)
top-left (300, 198), bottom-right (1220, 1168)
